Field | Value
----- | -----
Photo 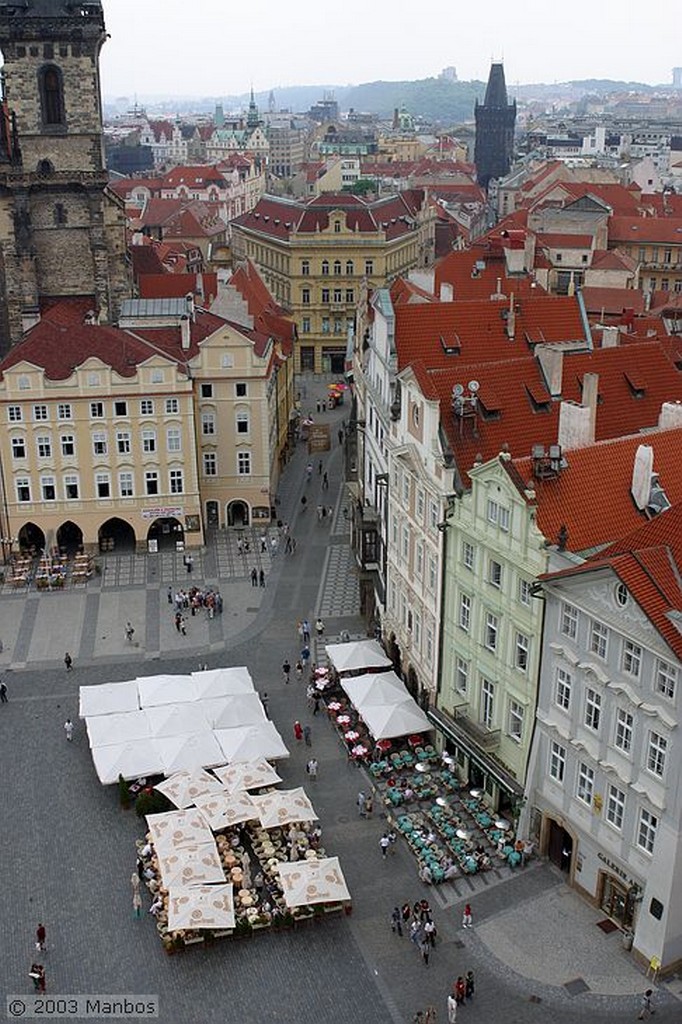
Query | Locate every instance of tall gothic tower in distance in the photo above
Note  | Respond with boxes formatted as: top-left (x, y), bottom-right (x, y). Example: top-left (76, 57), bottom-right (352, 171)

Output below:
top-left (0, 0), bottom-right (129, 351)
top-left (474, 62), bottom-right (516, 191)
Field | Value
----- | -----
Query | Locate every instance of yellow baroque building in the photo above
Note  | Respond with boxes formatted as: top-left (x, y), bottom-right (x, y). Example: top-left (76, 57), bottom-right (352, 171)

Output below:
top-left (231, 191), bottom-right (436, 373)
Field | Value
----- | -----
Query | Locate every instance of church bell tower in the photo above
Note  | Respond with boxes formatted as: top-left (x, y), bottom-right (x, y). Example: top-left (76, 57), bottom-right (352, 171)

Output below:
top-left (0, 0), bottom-right (129, 350)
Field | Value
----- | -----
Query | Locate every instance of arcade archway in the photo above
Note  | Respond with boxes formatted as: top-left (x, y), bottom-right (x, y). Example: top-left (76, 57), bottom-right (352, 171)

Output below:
top-left (18, 522), bottom-right (45, 554)
top-left (56, 520), bottom-right (83, 554)
top-left (226, 501), bottom-right (250, 527)
top-left (98, 517), bottom-right (136, 553)
top-left (147, 516), bottom-right (184, 551)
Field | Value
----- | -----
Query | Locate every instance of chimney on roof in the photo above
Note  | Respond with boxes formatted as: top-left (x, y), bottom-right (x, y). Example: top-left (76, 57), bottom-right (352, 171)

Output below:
top-left (185, 293), bottom-right (196, 321)
top-left (601, 325), bottom-right (619, 348)
top-left (506, 291), bottom-right (516, 340)
top-left (557, 372), bottom-right (598, 451)
top-left (536, 345), bottom-right (563, 397)
top-left (659, 400), bottom-right (682, 430)
top-left (180, 315), bottom-right (191, 350)
top-left (439, 282), bottom-right (454, 302)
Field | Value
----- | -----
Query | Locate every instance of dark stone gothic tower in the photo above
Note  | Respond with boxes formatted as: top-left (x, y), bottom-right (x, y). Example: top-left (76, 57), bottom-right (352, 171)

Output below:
top-left (474, 62), bottom-right (516, 191)
top-left (0, 0), bottom-right (130, 351)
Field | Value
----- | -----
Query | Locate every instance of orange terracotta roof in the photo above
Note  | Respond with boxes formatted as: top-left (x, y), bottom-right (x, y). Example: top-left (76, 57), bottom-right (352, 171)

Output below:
top-left (435, 249), bottom-right (542, 301)
top-left (609, 216), bottom-right (682, 246)
top-left (511, 427), bottom-right (682, 553)
top-left (138, 273), bottom-right (219, 304)
top-left (581, 287), bottom-right (647, 316)
top-left (589, 248), bottom-right (637, 272)
top-left (537, 232), bottom-right (593, 249)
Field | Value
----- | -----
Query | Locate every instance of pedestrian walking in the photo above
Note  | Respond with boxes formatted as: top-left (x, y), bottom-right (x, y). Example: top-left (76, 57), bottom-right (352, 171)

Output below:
top-left (35, 923), bottom-right (46, 952)
top-left (318, 459), bottom-right (323, 475)
top-left (167, 586), bottom-right (172, 604)
top-left (261, 692), bottom-right (270, 719)
top-left (64, 718), bottom-right (74, 742)
top-left (301, 644), bottom-right (311, 667)
top-left (447, 994), bottom-right (458, 1023)
top-left (638, 989), bottom-right (655, 1020)
top-left (322, 471), bottom-right (328, 490)
top-left (285, 535), bottom-right (293, 554)
top-left (0, 680), bottom-right (8, 703)
top-left (282, 659), bottom-right (291, 684)
top-left (338, 429), bottom-right (343, 446)
top-left (409, 919), bottom-right (422, 945)
top-left (315, 617), bottom-right (325, 637)
top-left (29, 964), bottom-right (45, 993)
top-left (390, 907), bottom-right (403, 936)
top-left (465, 970), bottom-right (475, 1000)
top-left (300, 495), bottom-right (307, 514)
top-left (260, 534), bottom-right (267, 553)
top-left (305, 462), bottom-right (313, 482)
top-left (364, 794), bottom-right (373, 818)
top-left (419, 938), bottom-right (430, 967)
top-left (174, 611), bottom-right (182, 632)
top-left (125, 622), bottom-right (135, 643)
top-left (302, 620), bottom-right (311, 643)
top-left (259, 569), bottom-right (265, 587)
top-left (291, 537), bottom-right (297, 554)
top-left (130, 871), bottom-right (140, 895)
top-left (306, 757), bottom-right (318, 781)
top-left (380, 833), bottom-right (390, 859)
top-left (462, 903), bottom-right (473, 929)
top-left (295, 660), bottom-right (304, 682)
top-left (401, 902), bottom-right (411, 924)
top-left (251, 567), bottom-right (258, 586)
top-left (293, 720), bottom-right (303, 743)
top-left (179, 616), bottom-right (186, 636)
top-left (133, 890), bottom-right (142, 919)
top-left (64, 652), bottom-right (73, 672)
top-left (357, 791), bottom-right (367, 817)
top-left (424, 918), bottom-right (436, 947)
top-left (454, 977), bottom-right (466, 1005)
top-left (303, 724), bottom-right (312, 746)
top-left (312, 693), bottom-right (321, 715)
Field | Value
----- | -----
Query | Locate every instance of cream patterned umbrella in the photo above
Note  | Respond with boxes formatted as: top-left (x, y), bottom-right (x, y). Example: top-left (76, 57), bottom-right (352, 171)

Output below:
top-left (154, 769), bottom-right (225, 810)
top-left (212, 758), bottom-right (282, 793)
top-left (146, 809), bottom-right (214, 851)
top-left (251, 787), bottom-right (317, 829)
top-left (157, 842), bottom-right (225, 889)
top-left (167, 883), bottom-right (236, 931)
top-left (277, 857), bottom-right (351, 907)
top-left (194, 790), bottom-right (259, 830)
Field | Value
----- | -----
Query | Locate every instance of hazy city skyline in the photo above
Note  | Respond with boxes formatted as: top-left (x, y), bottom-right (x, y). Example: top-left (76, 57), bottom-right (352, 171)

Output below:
top-left (99, 0), bottom-right (682, 101)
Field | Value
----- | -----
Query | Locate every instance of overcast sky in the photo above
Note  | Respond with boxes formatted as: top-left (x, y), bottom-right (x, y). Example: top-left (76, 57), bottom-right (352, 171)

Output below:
top-left (100, 0), bottom-right (681, 99)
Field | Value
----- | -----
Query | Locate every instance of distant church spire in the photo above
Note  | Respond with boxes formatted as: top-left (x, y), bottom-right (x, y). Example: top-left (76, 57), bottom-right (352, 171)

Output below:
top-left (246, 85), bottom-right (261, 130)
top-left (474, 62), bottom-right (516, 191)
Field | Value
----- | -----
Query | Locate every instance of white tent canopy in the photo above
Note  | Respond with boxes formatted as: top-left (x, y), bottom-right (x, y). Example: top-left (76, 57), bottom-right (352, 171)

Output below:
top-left (145, 703), bottom-right (211, 738)
top-left (341, 671), bottom-right (407, 709)
top-left (85, 710), bottom-right (150, 748)
top-left (167, 883), bottom-right (236, 931)
top-left (278, 857), bottom-right (351, 907)
top-left (216, 723), bottom-right (290, 764)
top-left (251, 787), bottom-right (317, 829)
top-left (360, 699), bottom-right (432, 741)
top-left (157, 842), bottom-right (225, 889)
top-left (154, 769), bottom-right (225, 810)
top-left (198, 694), bottom-right (266, 730)
top-left (213, 759), bottom-right (282, 793)
top-left (137, 674), bottom-right (197, 708)
top-left (191, 667), bottom-right (255, 699)
top-left (91, 740), bottom-right (164, 785)
top-left (325, 639), bottom-right (392, 675)
top-left (156, 733), bottom-right (226, 775)
top-left (79, 680), bottom-right (139, 719)
top-left (146, 809), bottom-right (214, 852)
top-left (194, 790), bottom-right (259, 830)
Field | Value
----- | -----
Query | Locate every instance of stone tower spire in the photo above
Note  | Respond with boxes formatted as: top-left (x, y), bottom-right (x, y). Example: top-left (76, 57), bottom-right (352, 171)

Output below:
top-left (474, 62), bottom-right (516, 192)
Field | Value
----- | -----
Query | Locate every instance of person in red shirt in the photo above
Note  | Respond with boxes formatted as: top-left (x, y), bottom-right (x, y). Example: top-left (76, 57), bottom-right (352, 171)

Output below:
top-left (35, 923), bottom-right (46, 951)
top-left (293, 721), bottom-right (303, 743)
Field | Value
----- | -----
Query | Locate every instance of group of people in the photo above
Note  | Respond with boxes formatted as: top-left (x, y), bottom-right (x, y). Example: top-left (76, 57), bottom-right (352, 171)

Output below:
top-left (446, 972), bottom-right (475, 1021)
top-left (29, 923), bottom-right (47, 992)
top-left (391, 900), bottom-right (439, 968)
top-left (168, 585), bottom-right (223, 619)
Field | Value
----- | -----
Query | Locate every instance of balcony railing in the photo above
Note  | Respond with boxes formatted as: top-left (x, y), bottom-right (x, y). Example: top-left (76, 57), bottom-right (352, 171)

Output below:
top-left (449, 705), bottom-right (501, 752)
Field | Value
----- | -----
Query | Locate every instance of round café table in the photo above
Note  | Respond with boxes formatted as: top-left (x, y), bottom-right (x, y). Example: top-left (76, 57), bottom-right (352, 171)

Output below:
top-left (337, 715), bottom-right (351, 727)
top-left (344, 730), bottom-right (360, 742)
top-left (376, 739), bottom-right (392, 752)
top-left (352, 745), bottom-right (369, 759)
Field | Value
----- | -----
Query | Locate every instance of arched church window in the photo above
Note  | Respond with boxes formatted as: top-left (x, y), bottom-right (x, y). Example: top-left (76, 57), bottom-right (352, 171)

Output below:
top-left (39, 65), bottom-right (65, 126)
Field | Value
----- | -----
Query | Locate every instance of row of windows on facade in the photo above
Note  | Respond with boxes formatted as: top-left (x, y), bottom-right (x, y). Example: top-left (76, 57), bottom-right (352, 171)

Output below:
top-left (386, 585), bottom-right (435, 668)
top-left (558, 600), bottom-right (676, 693)
top-left (455, 593), bottom-right (531, 670)
top-left (450, 661), bottom-right (527, 740)
top-left (9, 414), bottom-right (249, 461)
top-left (12, 451), bottom-right (253, 502)
top-left (13, 469), bottom-right (186, 503)
top-left (553, 666), bottom-right (675, 762)
top-left (300, 316), bottom-right (355, 335)
top-left (300, 260), bottom-right (371, 277)
top-left (548, 744), bottom-right (660, 856)
top-left (300, 288), bottom-right (356, 305)
top-left (5, 385), bottom-right (248, 423)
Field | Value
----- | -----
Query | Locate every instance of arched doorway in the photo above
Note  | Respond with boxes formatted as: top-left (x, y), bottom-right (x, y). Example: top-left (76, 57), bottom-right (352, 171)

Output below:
top-left (18, 522), bottom-right (45, 554)
top-left (98, 517), bottom-right (136, 553)
top-left (56, 520), bottom-right (83, 554)
top-left (547, 819), bottom-right (573, 874)
top-left (147, 516), bottom-right (183, 551)
top-left (206, 501), bottom-right (219, 528)
top-left (226, 501), bottom-right (250, 527)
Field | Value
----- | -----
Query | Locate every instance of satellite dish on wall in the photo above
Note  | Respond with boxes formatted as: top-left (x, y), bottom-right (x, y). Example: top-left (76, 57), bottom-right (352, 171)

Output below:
top-left (468, 380), bottom-right (480, 393)
top-left (453, 383), bottom-right (464, 398)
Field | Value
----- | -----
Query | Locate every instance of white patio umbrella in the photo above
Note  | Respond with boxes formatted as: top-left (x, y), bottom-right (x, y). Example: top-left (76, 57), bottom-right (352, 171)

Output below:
top-left (325, 639), bottom-right (392, 675)
top-left (278, 857), bottom-right (351, 907)
top-left (91, 739), bottom-right (164, 784)
top-left (157, 842), bottom-right (225, 889)
top-left (145, 703), bottom-right (211, 738)
top-left (146, 809), bottom-right (214, 851)
top-left (342, 671), bottom-right (407, 710)
top-left (212, 758), bottom-right (282, 793)
top-left (154, 769), bottom-right (225, 810)
top-left (167, 883), bottom-right (235, 931)
top-left (215, 723), bottom-right (290, 764)
top-left (191, 667), bottom-right (255, 699)
top-left (79, 680), bottom-right (139, 719)
top-left (137, 674), bottom-right (197, 708)
top-left (194, 790), bottom-right (259, 830)
top-left (251, 787), bottom-right (317, 829)
top-left (360, 699), bottom-right (432, 741)
top-left (198, 694), bottom-right (266, 729)
top-left (86, 710), bottom-right (150, 748)
top-left (156, 732), bottom-right (226, 775)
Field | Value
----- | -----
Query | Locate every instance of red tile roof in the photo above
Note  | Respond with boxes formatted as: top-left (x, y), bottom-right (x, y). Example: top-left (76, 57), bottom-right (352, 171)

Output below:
top-left (537, 232), bottom-right (593, 249)
top-left (588, 248), bottom-right (637, 272)
top-left (581, 287), bottom-right (647, 317)
top-left (229, 260), bottom-right (296, 354)
top-left (161, 165), bottom-right (228, 190)
top-left (130, 244), bottom-right (165, 279)
top-left (511, 427), bottom-right (682, 553)
top-left (138, 272), bottom-right (219, 305)
top-left (390, 277), bottom-right (437, 306)
top-left (435, 249), bottom-right (542, 301)
top-left (608, 216), bottom-right (682, 246)
top-left (540, 501), bottom-right (682, 660)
